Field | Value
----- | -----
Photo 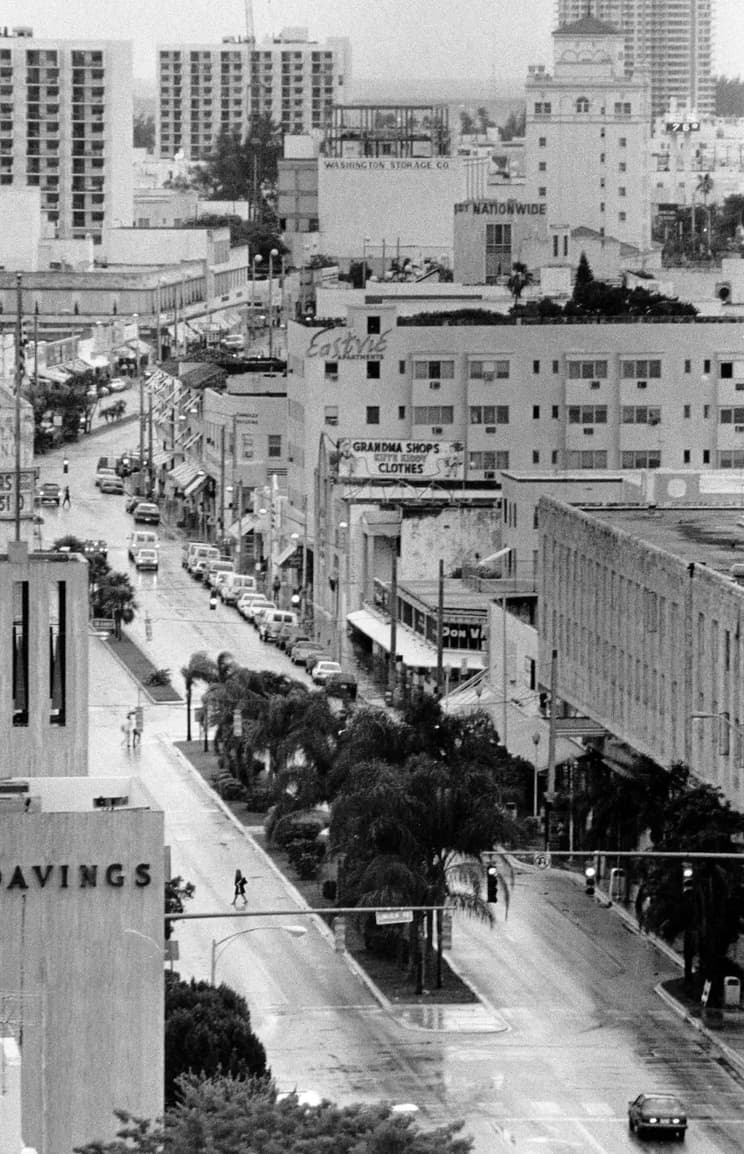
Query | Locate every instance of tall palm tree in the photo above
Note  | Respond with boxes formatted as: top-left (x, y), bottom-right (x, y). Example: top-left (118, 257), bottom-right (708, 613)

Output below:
top-left (180, 651), bottom-right (218, 741)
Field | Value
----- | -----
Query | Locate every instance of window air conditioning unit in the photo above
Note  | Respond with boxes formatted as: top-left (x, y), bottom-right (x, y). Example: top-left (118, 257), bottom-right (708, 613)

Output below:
top-left (735, 425), bottom-right (744, 434)
top-left (431, 426), bottom-right (443, 434)
top-left (637, 380), bottom-right (647, 389)
top-left (583, 426), bottom-right (594, 435)
top-left (429, 381), bottom-right (441, 390)
top-left (326, 373), bottom-right (338, 382)
top-left (484, 470), bottom-right (496, 479)
top-left (590, 380), bottom-right (600, 389)
top-left (649, 418), bottom-right (659, 426)
top-left (485, 425), bottom-right (496, 434)
top-left (483, 371), bottom-right (495, 381)
top-left (736, 382), bottom-right (744, 391)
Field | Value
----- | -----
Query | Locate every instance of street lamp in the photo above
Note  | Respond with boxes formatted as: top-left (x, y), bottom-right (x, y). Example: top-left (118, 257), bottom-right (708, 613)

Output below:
top-left (531, 731), bottom-right (541, 818)
top-left (250, 254), bottom-right (263, 340)
top-left (210, 924), bottom-right (306, 984)
top-left (268, 248), bottom-right (279, 359)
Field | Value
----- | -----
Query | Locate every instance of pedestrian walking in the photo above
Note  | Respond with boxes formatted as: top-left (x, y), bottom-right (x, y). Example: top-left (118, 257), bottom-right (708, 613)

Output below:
top-left (62, 485), bottom-right (71, 509)
top-left (131, 711), bottom-right (141, 749)
top-left (121, 713), bottom-right (133, 750)
top-left (231, 869), bottom-right (248, 906)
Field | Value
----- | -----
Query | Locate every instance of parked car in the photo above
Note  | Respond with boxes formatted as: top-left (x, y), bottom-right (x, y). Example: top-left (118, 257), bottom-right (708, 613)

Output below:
top-left (290, 640), bottom-right (327, 666)
top-left (182, 540), bottom-right (209, 569)
top-left (220, 572), bottom-right (258, 604)
top-left (125, 494), bottom-right (142, 514)
top-left (128, 530), bottom-right (159, 562)
top-left (237, 594), bottom-right (273, 621)
top-left (258, 610), bottom-right (299, 644)
top-left (107, 377), bottom-right (129, 393)
top-left (306, 650), bottom-right (333, 674)
top-left (324, 671), bottom-right (358, 702)
top-left (204, 559), bottom-right (234, 588)
top-left (187, 544), bottom-right (220, 579)
top-left (83, 539), bottom-right (108, 560)
top-left (35, 481), bottom-right (61, 506)
top-left (94, 467), bottom-right (118, 489)
top-left (252, 603), bottom-right (278, 632)
top-left (311, 660), bottom-right (343, 685)
top-left (98, 472), bottom-right (124, 494)
top-left (133, 547), bottom-right (159, 572)
top-left (276, 626), bottom-right (311, 653)
top-left (627, 1094), bottom-right (687, 1140)
top-left (131, 502), bottom-right (160, 525)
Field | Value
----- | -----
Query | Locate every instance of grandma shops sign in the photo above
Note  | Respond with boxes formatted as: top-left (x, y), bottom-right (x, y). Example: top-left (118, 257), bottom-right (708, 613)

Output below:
top-left (455, 200), bottom-right (547, 216)
top-left (337, 439), bottom-right (464, 480)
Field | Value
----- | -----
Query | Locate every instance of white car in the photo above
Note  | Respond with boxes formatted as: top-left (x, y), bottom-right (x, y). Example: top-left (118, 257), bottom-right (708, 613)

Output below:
top-left (133, 547), bottom-right (158, 572)
top-left (107, 377), bottom-right (130, 393)
top-left (237, 594), bottom-right (273, 621)
top-left (311, 660), bottom-right (343, 685)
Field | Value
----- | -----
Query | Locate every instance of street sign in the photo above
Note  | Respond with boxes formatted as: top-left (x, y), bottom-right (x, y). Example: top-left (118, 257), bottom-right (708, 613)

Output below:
top-left (0, 469), bottom-right (36, 519)
top-left (534, 852), bottom-right (551, 870)
top-left (701, 979), bottom-right (712, 1006)
top-left (375, 909), bottom-right (413, 925)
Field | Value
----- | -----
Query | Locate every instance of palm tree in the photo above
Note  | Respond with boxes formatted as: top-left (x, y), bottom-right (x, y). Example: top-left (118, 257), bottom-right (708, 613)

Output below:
top-left (92, 572), bottom-right (137, 639)
top-left (507, 261), bottom-right (533, 306)
top-left (181, 651), bottom-right (219, 741)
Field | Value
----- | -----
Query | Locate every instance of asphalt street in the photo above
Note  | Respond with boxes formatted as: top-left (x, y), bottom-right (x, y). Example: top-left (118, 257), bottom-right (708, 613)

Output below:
top-left (36, 422), bottom-right (744, 1152)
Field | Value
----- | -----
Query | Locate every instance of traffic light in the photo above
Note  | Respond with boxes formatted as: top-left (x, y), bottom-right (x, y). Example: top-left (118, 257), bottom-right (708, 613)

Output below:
top-left (584, 864), bottom-right (596, 895)
top-left (62, 457), bottom-right (69, 475)
top-left (209, 590), bottom-right (217, 610)
top-left (486, 865), bottom-right (499, 903)
top-left (145, 614), bottom-right (153, 641)
top-left (682, 863), bottom-right (694, 896)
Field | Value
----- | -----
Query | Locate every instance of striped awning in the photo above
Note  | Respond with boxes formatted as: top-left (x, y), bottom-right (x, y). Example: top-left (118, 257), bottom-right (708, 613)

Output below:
top-left (169, 461), bottom-right (201, 489)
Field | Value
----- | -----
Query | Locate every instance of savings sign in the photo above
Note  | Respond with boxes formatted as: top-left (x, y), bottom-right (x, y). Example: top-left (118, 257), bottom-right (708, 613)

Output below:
top-left (337, 439), bottom-right (464, 480)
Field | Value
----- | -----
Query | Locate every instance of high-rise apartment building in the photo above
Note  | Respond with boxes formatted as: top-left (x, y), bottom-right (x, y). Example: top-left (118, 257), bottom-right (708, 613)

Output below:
top-left (157, 28), bottom-right (351, 161)
top-left (555, 0), bottom-right (714, 117)
top-left (0, 26), bottom-right (133, 242)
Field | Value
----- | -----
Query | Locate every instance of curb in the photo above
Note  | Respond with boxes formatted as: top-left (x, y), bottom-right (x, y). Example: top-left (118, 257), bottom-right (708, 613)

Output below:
top-left (89, 631), bottom-right (159, 704)
top-left (654, 981), bottom-right (744, 1076)
top-left (165, 738), bottom-right (394, 1012)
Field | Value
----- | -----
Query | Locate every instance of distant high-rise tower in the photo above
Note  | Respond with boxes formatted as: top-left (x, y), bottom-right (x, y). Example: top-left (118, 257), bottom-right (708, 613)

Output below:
top-left (555, 0), bottom-right (714, 118)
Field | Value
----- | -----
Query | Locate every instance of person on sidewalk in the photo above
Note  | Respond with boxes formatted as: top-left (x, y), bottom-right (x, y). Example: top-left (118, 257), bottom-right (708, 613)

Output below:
top-left (62, 485), bottom-right (71, 509)
top-left (231, 869), bottom-right (248, 906)
top-left (121, 713), bottom-right (133, 750)
top-left (131, 711), bottom-right (141, 749)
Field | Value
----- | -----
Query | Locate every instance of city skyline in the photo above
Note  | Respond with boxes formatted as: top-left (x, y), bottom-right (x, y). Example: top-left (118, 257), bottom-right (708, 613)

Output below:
top-left (2, 0), bottom-right (742, 92)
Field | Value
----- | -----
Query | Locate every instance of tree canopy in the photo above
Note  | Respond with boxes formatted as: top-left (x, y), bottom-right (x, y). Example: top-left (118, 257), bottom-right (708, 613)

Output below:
top-left (74, 1074), bottom-right (473, 1154)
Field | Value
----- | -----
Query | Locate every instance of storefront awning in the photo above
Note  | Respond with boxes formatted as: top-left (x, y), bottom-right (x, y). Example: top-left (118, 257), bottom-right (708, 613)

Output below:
top-left (275, 542), bottom-right (298, 568)
top-left (169, 461), bottom-right (201, 489)
top-left (228, 513), bottom-right (261, 538)
top-left (36, 366), bottom-right (72, 384)
top-left (184, 472), bottom-right (208, 498)
top-left (78, 352), bottom-right (111, 370)
top-left (347, 608), bottom-right (485, 672)
top-left (181, 430), bottom-right (202, 451)
top-left (151, 449), bottom-right (171, 469)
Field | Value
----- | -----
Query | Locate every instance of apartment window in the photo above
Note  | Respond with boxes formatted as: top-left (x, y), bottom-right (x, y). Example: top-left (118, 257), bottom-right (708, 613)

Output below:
top-left (614, 102), bottom-right (631, 116)
top-left (469, 450), bottom-right (510, 470)
top-left (567, 360), bottom-right (608, 379)
top-left (704, 359), bottom-right (711, 373)
top-left (718, 450), bottom-right (744, 467)
top-left (485, 222), bottom-right (512, 282)
top-left (683, 404), bottom-right (691, 418)
top-left (720, 362), bottom-right (734, 378)
top-left (600, 202), bottom-right (605, 213)
top-left (538, 187), bottom-right (546, 197)
top-left (532, 405), bottom-right (541, 420)
top-left (718, 407), bottom-right (744, 424)
top-left (534, 102), bottom-right (551, 115)
top-left (414, 360), bottom-right (455, 380)
top-left (704, 405), bottom-right (710, 418)
top-left (619, 212), bottom-right (627, 222)
top-left (575, 96), bottom-right (589, 113)
top-left (399, 360), bottom-right (406, 374)
top-left (621, 450), bottom-right (661, 468)
top-left (622, 406), bottom-right (661, 424)
top-left (619, 136), bottom-right (627, 147)
top-left (532, 450), bottom-right (540, 464)
top-left (684, 359), bottom-right (691, 373)
top-left (565, 450), bottom-right (608, 468)
top-left (703, 449), bottom-right (710, 463)
top-left (268, 435), bottom-right (282, 458)
top-left (367, 361), bottom-right (381, 380)
top-left (538, 136), bottom-right (546, 147)
top-left (538, 161), bottom-right (546, 172)
top-left (552, 404), bottom-right (559, 418)
top-left (469, 359), bottom-right (509, 380)
top-left (324, 405), bottom-right (338, 426)
top-left (324, 361), bottom-right (338, 379)
top-left (533, 360), bottom-right (540, 374)
top-left (398, 405), bottom-right (405, 419)
top-left (469, 405), bottom-right (509, 424)
top-left (618, 186), bottom-right (626, 197)
top-left (600, 152), bottom-right (605, 164)
top-left (683, 450), bottom-right (691, 463)
top-left (241, 434), bottom-right (254, 460)
top-left (619, 162), bottom-right (627, 173)
top-left (412, 406), bottom-right (453, 424)
top-left (552, 360), bottom-right (559, 374)
top-left (553, 235), bottom-right (559, 257)
top-left (12, 580), bottom-right (29, 727)
top-left (367, 315), bottom-right (381, 335)
top-left (567, 405), bottom-right (607, 424)
top-left (621, 359), bottom-right (661, 378)
top-left (49, 581), bottom-right (66, 726)
top-left (366, 406), bottom-right (380, 424)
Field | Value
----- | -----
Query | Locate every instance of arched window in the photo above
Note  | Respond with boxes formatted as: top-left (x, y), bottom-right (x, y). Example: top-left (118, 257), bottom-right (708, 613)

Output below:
top-left (576, 96), bottom-right (589, 113)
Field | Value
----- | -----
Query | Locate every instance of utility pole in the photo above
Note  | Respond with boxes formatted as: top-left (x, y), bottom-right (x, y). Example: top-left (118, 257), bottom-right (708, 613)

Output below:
top-left (544, 648), bottom-right (558, 851)
top-left (388, 549), bottom-right (398, 696)
top-left (436, 558), bottom-right (444, 693)
top-left (14, 273), bottom-right (23, 542)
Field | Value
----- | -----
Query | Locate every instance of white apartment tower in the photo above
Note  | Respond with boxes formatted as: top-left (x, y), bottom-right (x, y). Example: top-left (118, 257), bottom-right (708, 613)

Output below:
top-left (524, 15), bottom-right (650, 252)
top-left (157, 28), bottom-right (351, 160)
top-left (556, 0), bottom-right (714, 117)
top-left (0, 26), bottom-right (133, 243)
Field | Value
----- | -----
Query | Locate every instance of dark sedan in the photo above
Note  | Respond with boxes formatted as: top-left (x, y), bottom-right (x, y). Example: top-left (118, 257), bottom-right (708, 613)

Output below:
top-left (131, 501), bottom-right (160, 525)
top-left (628, 1093), bottom-right (687, 1140)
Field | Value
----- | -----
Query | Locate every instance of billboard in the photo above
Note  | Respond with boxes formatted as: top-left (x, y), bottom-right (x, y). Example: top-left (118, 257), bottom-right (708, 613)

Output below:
top-left (337, 438), bottom-right (464, 480)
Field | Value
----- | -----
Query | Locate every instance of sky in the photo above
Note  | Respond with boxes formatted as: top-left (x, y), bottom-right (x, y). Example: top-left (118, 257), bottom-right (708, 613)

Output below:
top-left (1, 0), bottom-right (743, 91)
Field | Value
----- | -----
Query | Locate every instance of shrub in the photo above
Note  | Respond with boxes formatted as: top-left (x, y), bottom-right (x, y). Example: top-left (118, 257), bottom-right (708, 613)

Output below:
top-left (146, 667), bottom-right (172, 687)
top-left (243, 784), bottom-right (275, 812)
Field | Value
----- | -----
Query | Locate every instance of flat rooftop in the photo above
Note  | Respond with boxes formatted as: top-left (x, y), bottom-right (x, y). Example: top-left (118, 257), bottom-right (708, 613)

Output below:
top-left (590, 505), bottom-right (744, 575)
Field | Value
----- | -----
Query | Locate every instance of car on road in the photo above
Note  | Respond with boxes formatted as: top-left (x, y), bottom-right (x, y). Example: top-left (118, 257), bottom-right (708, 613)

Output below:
top-left (128, 530), bottom-right (159, 561)
top-left (628, 1093), bottom-right (687, 1140)
top-left (95, 466), bottom-right (118, 488)
top-left (258, 609), bottom-right (299, 643)
top-left (220, 334), bottom-right (245, 351)
top-left (290, 640), bottom-right (327, 666)
top-left (133, 547), bottom-right (159, 572)
top-left (276, 626), bottom-right (310, 653)
top-left (83, 539), bottom-right (108, 561)
top-left (35, 481), bottom-right (61, 506)
top-left (237, 593), bottom-right (273, 621)
top-left (324, 671), bottom-right (358, 702)
top-left (252, 604), bottom-right (278, 632)
top-left (311, 659), bottom-right (343, 685)
top-left (98, 472), bottom-right (124, 494)
top-left (107, 377), bottom-right (129, 393)
top-left (131, 501), bottom-right (160, 525)
top-left (205, 561), bottom-right (234, 590)
top-left (125, 494), bottom-right (142, 514)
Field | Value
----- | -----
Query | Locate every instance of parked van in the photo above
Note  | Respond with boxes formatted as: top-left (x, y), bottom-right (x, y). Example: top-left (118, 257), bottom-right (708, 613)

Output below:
top-left (189, 545), bottom-right (220, 579)
top-left (258, 609), bottom-right (299, 643)
top-left (128, 529), bottom-right (159, 561)
top-left (220, 572), bottom-right (258, 604)
top-left (182, 540), bottom-right (208, 569)
top-left (204, 558), bottom-right (234, 588)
